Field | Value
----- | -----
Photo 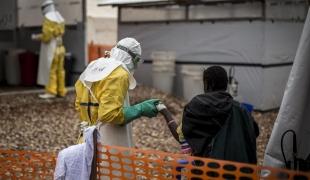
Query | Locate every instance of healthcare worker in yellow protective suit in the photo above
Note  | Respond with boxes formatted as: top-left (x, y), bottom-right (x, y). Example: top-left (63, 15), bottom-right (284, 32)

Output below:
top-left (75, 38), bottom-right (160, 147)
top-left (32, 0), bottom-right (67, 99)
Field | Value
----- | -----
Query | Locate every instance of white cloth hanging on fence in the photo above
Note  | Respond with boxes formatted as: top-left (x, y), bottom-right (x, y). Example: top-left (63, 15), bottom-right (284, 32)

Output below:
top-left (54, 126), bottom-right (97, 180)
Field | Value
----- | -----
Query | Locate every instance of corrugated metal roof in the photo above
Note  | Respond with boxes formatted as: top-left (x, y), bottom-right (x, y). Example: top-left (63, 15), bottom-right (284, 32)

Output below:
top-left (98, 0), bottom-right (171, 6)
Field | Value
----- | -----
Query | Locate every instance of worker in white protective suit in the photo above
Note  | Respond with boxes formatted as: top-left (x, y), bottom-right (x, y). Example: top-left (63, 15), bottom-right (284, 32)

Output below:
top-left (75, 37), bottom-right (160, 147)
top-left (32, 0), bottom-right (67, 99)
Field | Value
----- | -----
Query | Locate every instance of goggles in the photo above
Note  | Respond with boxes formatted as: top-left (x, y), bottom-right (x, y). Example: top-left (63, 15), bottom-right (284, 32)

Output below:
top-left (117, 45), bottom-right (141, 68)
top-left (41, 3), bottom-right (53, 11)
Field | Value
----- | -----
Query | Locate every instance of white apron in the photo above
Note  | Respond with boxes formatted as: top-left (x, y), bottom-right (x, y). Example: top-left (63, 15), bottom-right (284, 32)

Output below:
top-left (37, 11), bottom-right (65, 86)
top-left (79, 58), bottom-right (137, 147)
top-left (97, 94), bottom-right (133, 147)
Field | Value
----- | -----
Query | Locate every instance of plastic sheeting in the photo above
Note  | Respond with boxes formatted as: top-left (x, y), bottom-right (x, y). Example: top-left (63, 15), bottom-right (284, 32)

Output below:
top-left (120, 21), bottom-right (302, 64)
top-left (264, 8), bottom-right (310, 168)
top-left (119, 21), bottom-right (303, 110)
top-left (120, 6), bottom-right (186, 22)
top-left (18, 0), bottom-right (83, 27)
top-left (98, 0), bottom-right (169, 5)
top-left (119, 3), bottom-right (262, 22)
top-left (188, 3), bottom-right (262, 20)
top-left (265, 0), bottom-right (308, 20)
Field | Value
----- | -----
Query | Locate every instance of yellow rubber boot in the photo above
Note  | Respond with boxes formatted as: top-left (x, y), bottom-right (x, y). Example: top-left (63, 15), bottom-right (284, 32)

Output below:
top-left (45, 46), bottom-right (67, 97)
top-left (45, 53), bottom-right (59, 96)
top-left (57, 46), bottom-right (67, 97)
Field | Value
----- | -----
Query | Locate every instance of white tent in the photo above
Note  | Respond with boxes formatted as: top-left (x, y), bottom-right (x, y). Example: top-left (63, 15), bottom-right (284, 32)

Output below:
top-left (264, 8), bottom-right (310, 169)
top-left (99, 0), bottom-right (308, 110)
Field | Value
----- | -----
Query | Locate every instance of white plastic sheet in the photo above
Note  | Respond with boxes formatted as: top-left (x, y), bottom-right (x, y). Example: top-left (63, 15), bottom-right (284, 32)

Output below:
top-left (98, 0), bottom-right (169, 5)
top-left (189, 2), bottom-right (262, 20)
top-left (120, 21), bottom-right (302, 64)
top-left (18, 0), bottom-right (83, 27)
top-left (263, 8), bottom-right (310, 168)
top-left (120, 6), bottom-right (186, 22)
top-left (265, 0), bottom-right (307, 20)
top-left (119, 21), bottom-right (303, 110)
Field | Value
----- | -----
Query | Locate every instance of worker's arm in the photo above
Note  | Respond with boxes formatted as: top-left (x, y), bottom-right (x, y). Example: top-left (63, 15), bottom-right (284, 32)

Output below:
top-left (123, 99), bottom-right (160, 124)
top-left (97, 68), bottom-right (129, 125)
top-left (32, 19), bottom-right (56, 43)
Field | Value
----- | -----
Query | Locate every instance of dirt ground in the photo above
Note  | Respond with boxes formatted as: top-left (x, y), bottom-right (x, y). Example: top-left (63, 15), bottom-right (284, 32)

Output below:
top-left (0, 85), bottom-right (277, 165)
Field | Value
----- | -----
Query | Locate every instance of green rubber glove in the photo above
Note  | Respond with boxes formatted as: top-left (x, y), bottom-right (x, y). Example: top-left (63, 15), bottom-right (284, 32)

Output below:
top-left (139, 99), bottom-right (160, 117)
top-left (123, 99), bottom-right (160, 124)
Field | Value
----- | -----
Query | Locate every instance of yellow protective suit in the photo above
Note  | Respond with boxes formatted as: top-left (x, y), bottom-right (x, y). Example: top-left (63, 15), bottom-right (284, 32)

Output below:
top-left (75, 66), bottom-right (129, 126)
top-left (38, 18), bottom-right (67, 96)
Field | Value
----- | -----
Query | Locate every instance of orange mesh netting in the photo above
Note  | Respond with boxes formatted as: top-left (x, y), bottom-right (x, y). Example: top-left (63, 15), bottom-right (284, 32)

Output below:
top-left (0, 150), bottom-right (56, 180)
top-left (0, 145), bottom-right (309, 180)
top-left (96, 144), bottom-right (310, 180)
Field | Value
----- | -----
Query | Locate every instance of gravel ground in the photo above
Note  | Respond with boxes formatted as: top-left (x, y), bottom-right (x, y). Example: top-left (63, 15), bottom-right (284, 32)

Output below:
top-left (0, 85), bottom-right (277, 165)
top-left (0, 85), bottom-right (42, 94)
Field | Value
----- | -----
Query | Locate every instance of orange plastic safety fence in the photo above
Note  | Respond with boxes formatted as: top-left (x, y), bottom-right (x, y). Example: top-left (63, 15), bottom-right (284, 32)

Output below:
top-left (96, 144), bottom-right (310, 180)
top-left (1, 146), bottom-right (309, 180)
top-left (0, 150), bottom-right (56, 180)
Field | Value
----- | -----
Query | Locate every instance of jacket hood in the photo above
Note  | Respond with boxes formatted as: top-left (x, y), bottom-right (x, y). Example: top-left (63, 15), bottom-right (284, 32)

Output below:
top-left (185, 91), bottom-right (233, 118)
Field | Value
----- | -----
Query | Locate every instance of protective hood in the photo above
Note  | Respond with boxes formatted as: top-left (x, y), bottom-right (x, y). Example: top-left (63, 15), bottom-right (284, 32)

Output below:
top-left (79, 37), bottom-right (141, 92)
top-left (110, 37), bottom-right (142, 72)
top-left (79, 58), bottom-right (137, 90)
top-left (42, 0), bottom-right (64, 23)
top-left (42, 0), bottom-right (55, 15)
top-left (45, 11), bottom-right (65, 23)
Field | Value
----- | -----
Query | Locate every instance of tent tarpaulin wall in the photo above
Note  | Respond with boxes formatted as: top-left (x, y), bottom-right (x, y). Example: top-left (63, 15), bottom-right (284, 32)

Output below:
top-left (98, 0), bottom-right (169, 6)
top-left (119, 21), bottom-right (303, 110)
top-left (264, 8), bottom-right (310, 168)
top-left (113, 1), bottom-right (307, 110)
top-left (18, 0), bottom-right (83, 27)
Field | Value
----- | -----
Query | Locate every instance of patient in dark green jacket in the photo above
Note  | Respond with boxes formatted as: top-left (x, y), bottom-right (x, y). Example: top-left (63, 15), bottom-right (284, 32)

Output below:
top-left (177, 66), bottom-right (259, 164)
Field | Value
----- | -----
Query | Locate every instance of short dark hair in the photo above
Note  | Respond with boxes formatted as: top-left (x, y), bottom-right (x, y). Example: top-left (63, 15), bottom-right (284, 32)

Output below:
top-left (203, 66), bottom-right (228, 92)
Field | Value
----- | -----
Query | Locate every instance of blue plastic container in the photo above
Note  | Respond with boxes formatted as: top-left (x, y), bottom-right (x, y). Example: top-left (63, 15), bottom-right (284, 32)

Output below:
top-left (241, 103), bottom-right (254, 113)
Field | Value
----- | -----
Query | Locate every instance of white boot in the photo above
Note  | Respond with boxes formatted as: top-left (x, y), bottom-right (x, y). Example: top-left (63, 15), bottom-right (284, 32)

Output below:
top-left (39, 93), bottom-right (56, 99)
